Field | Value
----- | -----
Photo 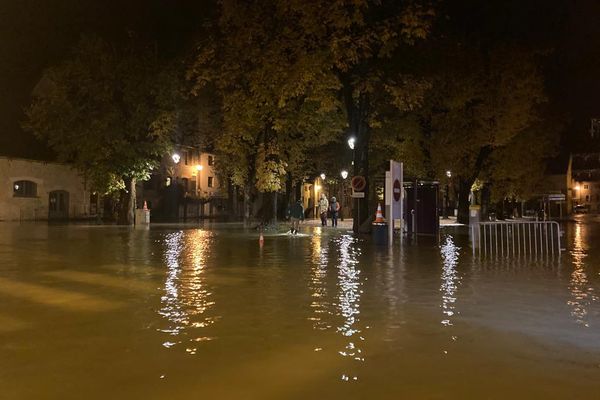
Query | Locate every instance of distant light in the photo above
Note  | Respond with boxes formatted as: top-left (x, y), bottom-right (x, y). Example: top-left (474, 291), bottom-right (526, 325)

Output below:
top-left (347, 137), bottom-right (355, 150)
top-left (14, 184), bottom-right (19, 191)
top-left (172, 153), bottom-right (181, 164)
top-left (196, 165), bottom-right (203, 171)
top-left (575, 185), bottom-right (581, 191)
top-left (446, 170), bottom-right (452, 178)
top-left (315, 184), bottom-right (321, 191)
top-left (320, 173), bottom-right (326, 180)
top-left (341, 170), bottom-right (348, 179)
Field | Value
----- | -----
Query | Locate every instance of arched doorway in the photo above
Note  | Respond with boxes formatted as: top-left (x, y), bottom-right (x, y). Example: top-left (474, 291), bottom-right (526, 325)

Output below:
top-left (49, 190), bottom-right (69, 220)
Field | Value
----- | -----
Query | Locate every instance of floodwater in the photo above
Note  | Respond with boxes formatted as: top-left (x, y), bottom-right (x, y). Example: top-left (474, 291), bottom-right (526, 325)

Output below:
top-left (0, 218), bottom-right (599, 399)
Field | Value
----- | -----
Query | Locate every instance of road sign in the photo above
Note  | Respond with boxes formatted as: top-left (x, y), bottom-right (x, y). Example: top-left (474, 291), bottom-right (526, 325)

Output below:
top-left (546, 194), bottom-right (565, 201)
top-left (351, 190), bottom-right (365, 198)
top-left (351, 175), bottom-right (366, 192)
top-left (393, 179), bottom-right (402, 201)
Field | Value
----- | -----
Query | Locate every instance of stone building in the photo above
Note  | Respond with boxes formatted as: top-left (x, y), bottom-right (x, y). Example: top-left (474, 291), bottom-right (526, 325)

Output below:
top-left (571, 153), bottom-right (600, 213)
top-left (137, 145), bottom-right (225, 219)
top-left (0, 157), bottom-right (90, 221)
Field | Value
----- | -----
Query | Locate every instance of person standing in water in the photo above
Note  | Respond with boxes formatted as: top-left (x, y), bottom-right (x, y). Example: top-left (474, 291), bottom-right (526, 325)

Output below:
top-left (318, 193), bottom-right (329, 226)
top-left (330, 196), bottom-right (340, 227)
top-left (288, 199), bottom-right (304, 235)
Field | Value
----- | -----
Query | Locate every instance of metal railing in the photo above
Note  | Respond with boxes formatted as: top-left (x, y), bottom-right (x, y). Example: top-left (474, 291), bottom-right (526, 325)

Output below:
top-left (471, 221), bottom-right (562, 258)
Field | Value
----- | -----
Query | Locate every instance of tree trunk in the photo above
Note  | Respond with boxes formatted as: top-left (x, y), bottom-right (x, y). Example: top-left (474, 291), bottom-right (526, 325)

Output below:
top-left (118, 177), bottom-right (136, 225)
top-left (343, 83), bottom-right (371, 233)
top-left (457, 178), bottom-right (472, 225)
top-left (243, 184), bottom-right (251, 226)
top-left (480, 184), bottom-right (491, 221)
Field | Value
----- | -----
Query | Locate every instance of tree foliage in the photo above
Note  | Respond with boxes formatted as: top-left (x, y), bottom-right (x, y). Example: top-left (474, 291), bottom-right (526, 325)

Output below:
top-left (24, 34), bottom-right (184, 223)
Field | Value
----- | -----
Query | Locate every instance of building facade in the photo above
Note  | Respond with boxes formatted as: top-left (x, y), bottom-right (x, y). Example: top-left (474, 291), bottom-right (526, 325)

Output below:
top-left (138, 146), bottom-right (225, 219)
top-left (571, 153), bottom-right (600, 213)
top-left (0, 157), bottom-right (90, 221)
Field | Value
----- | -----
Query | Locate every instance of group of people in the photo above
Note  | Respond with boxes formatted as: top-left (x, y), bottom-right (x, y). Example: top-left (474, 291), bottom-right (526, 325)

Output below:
top-left (286, 193), bottom-right (341, 235)
top-left (318, 193), bottom-right (340, 227)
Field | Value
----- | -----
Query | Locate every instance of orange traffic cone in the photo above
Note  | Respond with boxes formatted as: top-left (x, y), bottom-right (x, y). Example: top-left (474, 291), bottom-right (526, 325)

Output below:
top-left (374, 203), bottom-right (386, 223)
top-left (143, 201), bottom-right (148, 211)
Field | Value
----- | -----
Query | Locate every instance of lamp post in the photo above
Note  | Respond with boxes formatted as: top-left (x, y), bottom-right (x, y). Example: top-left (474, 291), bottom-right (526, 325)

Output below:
top-left (172, 153), bottom-right (181, 164)
top-left (196, 164), bottom-right (203, 218)
top-left (444, 170), bottom-right (452, 219)
top-left (341, 170), bottom-right (348, 221)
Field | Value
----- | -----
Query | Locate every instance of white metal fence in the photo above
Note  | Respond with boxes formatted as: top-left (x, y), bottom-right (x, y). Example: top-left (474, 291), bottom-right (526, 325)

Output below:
top-left (471, 221), bottom-right (562, 258)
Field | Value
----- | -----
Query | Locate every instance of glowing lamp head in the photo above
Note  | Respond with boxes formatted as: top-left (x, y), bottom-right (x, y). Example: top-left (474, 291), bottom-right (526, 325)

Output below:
top-left (196, 165), bottom-right (203, 171)
top-left (347, 137), bottom-right (355, 150)
top-left (320, 173), bottom-right (326, 180)
top-left (575, 185), bottom-right (581, 191)
top-left (446, 170), bottom-right (452, 178)
top-left (341, 170), bottom-right (348, 179)
top-left (172, 153), bottom-right (181, 164)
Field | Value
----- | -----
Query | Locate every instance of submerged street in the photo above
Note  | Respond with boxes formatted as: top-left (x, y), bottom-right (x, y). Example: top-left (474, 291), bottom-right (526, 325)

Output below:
top-left (0, 221), bottom-right (599, 399)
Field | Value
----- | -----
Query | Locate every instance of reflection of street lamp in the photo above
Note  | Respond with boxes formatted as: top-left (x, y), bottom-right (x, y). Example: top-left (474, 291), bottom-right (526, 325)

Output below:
top-left (172, 153), bottom-right (181, 164)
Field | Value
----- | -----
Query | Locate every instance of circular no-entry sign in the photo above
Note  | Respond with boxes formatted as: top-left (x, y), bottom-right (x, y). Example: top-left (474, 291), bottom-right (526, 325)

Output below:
top-left (351, 175), bottom-right (366, 192)
top-left (393, 179), bottom-right (402, 202)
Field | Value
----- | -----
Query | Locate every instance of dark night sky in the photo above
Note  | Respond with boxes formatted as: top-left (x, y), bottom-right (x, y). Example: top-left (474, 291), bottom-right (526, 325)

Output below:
top-left (0, 0), bottom-right (210, 159)
top-left (1, 0), bottom-right (600, 159)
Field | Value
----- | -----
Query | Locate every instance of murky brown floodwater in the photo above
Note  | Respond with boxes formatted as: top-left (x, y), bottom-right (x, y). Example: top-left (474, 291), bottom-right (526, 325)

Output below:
top-left (0, 217), bottom-right (599, 399)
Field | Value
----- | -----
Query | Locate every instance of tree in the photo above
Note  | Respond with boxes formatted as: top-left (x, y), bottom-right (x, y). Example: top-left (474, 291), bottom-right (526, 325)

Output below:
top-left (188, 0), bottom-right (346, 225)
top-left (189, 0), bottom-right (434, 230)
top-left (25, 34), bottom-right (183, 224)
top-left (423, 44), bottom-right (548, 223)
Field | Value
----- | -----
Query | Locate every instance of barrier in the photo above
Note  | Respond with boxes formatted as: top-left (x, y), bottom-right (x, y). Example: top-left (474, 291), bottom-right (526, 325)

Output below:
top-left (471, 221), bottom-right (562, 258)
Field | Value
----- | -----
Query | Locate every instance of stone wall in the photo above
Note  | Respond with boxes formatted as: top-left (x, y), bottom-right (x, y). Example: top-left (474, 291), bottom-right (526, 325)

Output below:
top-left (0, 157), bottom-right (89, 221)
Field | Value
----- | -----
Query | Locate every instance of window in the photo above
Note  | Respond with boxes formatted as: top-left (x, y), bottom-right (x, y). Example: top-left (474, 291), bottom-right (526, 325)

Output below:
top-left (586, 195), bottom-right (590, 202)
top-left (208, 177), bottom-right (214, 188)
top-left (208, 155), bottom-right (214, 166)
top-left (184, 151), bottom-right (189, 165)
top-left (584, 184), bottom-right (589, 189)
top-left (13, 180), bottom-right (37, 197)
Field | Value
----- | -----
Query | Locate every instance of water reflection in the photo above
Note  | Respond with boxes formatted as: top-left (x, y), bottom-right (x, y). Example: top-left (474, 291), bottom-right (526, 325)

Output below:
top-left (309, 229), bottom-right (331, 331)
top-left (334, 234), bottom-right (363, 382)
top-left (440, 235), bottom-right (461, 327)
top-left (567, 223), bottom-right (597, 327)
top-left (158, 230), bottom-right (217, 352)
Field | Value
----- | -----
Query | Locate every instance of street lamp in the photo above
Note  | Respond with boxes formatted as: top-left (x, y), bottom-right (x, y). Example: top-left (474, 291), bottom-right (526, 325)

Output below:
top-left (446, 170), bottom-right (452, 178)
top-left (347, 137), bottom-right (355, 150)
top-left (320, 173), bottom-right (326, 181)
top-left (340, 170), bottom-right (348, 221)
top-left (172, 153), bottom-right (181, 164)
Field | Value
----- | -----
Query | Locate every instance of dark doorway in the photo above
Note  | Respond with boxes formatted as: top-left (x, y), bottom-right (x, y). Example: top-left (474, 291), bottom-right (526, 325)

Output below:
top-left (49, 190), bottom-right (69, 220)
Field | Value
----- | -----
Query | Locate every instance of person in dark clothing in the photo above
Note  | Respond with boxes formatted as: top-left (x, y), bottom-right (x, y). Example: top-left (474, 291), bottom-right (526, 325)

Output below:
top-left (288, 199), bottom-right (304, 234)
top-left (330, 196), bottom-right (340, 227)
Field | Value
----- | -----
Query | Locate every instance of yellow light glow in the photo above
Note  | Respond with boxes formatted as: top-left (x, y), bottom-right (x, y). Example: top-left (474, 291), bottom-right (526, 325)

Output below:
top-left (315, 184), bottom-right (321, 191)
top-left (575, 185), bottom-right (581, 191)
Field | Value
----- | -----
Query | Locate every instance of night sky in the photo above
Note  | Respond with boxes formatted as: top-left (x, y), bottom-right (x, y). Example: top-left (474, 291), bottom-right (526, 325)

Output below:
top-left (1, 0), bottom-right (599, 159)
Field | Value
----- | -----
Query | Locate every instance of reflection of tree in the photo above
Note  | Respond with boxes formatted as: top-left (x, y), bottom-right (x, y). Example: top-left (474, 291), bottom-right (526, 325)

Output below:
top-left (440, 235), bottom-right (461, 327)
top-left (567, 224), bottom-right (597, 327)
top-left (335, 235), bottom-right (363, 382)
top-left (158, 230), bottom-right (217, 354)
top-left (309, 229), bottom-right (331, 331)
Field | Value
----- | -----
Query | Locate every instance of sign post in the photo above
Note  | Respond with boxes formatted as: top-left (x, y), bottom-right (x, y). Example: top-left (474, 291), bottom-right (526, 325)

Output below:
top-left (351, 176), bottom-right (367, 230)
top-left (386, 160), bottom-right (403, 245)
